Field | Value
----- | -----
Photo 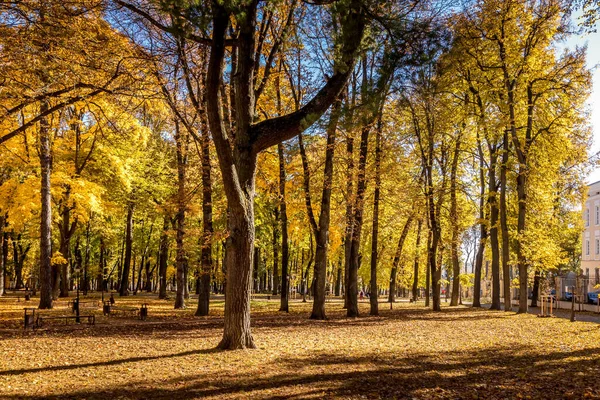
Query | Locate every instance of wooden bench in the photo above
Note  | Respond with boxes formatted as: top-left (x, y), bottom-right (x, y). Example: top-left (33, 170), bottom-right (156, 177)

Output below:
top-left (68, 300), bottom-right (100, 313)
top-left (36, 314), bottom-right (95, 328)
top-left (104, 302), bottom-right (148, 320)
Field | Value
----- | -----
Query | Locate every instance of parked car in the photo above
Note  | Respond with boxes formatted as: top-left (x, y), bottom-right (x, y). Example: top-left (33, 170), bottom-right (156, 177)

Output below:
top-left (564, 291), bottom-right (573, 301)
top-left (587, 290), bottom-right (600, 304)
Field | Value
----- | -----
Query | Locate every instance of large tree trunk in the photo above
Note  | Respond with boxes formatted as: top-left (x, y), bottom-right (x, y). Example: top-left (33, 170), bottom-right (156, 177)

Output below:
top-left (411, 219), bottom-right (422, 302)
top-left (389, 215), bottom-right (413, 303)
top-left (530, 269), bottom-right (540, 308)
top-left (174, 123), bottom-right (188, 309)
top-left (205, 0), bottom-right (364, 349)
top-left (119, 203), bottom-right (134, 296)
top-left (500, 131), bottom-right (511, 312)
top-left (158, 215), bottom-right (169, 299)
top-left (369, 117), bottom-right (382, 316)
top-left (278, 143), bottom-right (289, 312)
top-left (38, 99), bottom-right (53, 309)
top-left (473, 136), bottom-right (487, 308)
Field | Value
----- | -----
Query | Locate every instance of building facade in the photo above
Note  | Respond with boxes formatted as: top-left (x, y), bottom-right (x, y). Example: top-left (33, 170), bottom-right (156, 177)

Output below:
top-left (582, 180), bottom-right (600, 290)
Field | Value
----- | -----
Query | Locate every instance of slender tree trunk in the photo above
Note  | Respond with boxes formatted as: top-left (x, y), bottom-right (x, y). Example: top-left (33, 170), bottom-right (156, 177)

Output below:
top-left (488, 148), bottom-right (501, 310)
top-left (450, 137), bottom-right (461, 307)
top-left (158, 215), bottom-right (169, 299)
top-left (175, 123), bottom-right (188, 309)
top-left (278, 143), bottom-right (289, 312)
top-left (425, 229), bottom-right (431, 307)
top-left (348, 124), bottom-right (370, 317)
top-left (369, 117), bottom-right (382, 316)
top-left (500, 131), bottom-right (511, 312)
top-left (530, 270), bottom-right (540, 308)
top-left (38, 99), bottom-right (53, 309)
top-left (0, 215), bottom-right (5, 296)
top-left (119, 203), bottom-right (134, 296)
top-left (343, 134), bottom-right (354, 309)
top-left (412, 219), bottom-right (422, 302)
top-left (272, 206), bottom-right (279, 296)
top-left (473, 136), bottom-right (487, 308)
top-left (389, 215), bottom-right (414, 304)
top-left (58, 187), bottom-right (74, 297)
top-left (196, 104), bottom-right (213, 315)
top-left (299, 97), bottom-right (342, 320)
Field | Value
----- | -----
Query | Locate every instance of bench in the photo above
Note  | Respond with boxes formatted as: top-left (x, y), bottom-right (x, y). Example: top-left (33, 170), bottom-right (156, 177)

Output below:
top-left (103, 302), bottom-right (148, 320)
top-left (36, 314), bottom-right (95, 328)
top-left (68, 300), bottom-right (100, 313)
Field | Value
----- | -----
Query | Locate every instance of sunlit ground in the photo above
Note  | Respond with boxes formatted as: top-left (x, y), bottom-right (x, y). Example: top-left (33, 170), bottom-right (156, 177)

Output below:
top-left (1, 292), bottom-right (600, 399)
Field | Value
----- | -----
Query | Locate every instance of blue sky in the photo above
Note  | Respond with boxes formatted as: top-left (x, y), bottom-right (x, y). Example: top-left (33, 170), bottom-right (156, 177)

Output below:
top-left (565, 19), bottom-right (600, 184)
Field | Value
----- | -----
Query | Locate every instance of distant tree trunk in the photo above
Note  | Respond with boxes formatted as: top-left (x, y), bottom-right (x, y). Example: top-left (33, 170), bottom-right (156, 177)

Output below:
top-left (425, 230), bottom-right (431, 307)
top-left (335, 258), bottom-right (342, 297)
top-left (500, 131), bottom-right (511, 312)
top-left (272, 206), bottom-right (280, 296)
top-left (97, 238), bottom-right (105, 291)
top-left (278, 143), bottom-right (289, 312)
top-left (369, 116), bottom-right (382, 316)
top-left (119, 203), bottom-right (134, 296)
top-left (389, 215), bottom-right (414, 303)
top-left (412, 219), bottom-right (422, 302)
top-left (488, 146), bottom-right (501, 310)
top-left (473, 136), bottom-right (487, 308)
top-left (531, 270), bottom-right (540, 308)
top-left (38, 98), bottom-right (53, 309)
top-left (0, 215), bottom-right (6, 296)
top-left (158, 215), bottom-right (169, 299)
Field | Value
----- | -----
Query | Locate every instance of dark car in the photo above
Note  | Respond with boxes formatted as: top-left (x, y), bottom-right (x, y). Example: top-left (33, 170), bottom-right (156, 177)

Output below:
top-left (588, 290), bottom-right (600, 304)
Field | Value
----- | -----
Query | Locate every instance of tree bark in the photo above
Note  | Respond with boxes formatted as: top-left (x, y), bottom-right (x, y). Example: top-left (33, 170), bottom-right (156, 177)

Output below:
top-left (450, 135), bottom-right (461, 307)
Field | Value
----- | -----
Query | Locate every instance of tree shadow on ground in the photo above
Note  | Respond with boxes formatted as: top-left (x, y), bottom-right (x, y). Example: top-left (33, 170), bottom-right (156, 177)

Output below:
top-left (3, 345), bottom-right (600, 399)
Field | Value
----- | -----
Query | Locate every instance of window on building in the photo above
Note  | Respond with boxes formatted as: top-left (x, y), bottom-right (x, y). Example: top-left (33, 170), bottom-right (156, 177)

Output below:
top-left (595, 268), bottom-right (599, 284)
top-left (586, 209), bottom-right (590, 227)
top-left (595, 238), bottom-right (599, 255)
top-left (586, 268), bottom-right (590, 278)
top-left (596, 206), bottom-right (599, 225)
top-left (586, 240), bottom-right (590, 255)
